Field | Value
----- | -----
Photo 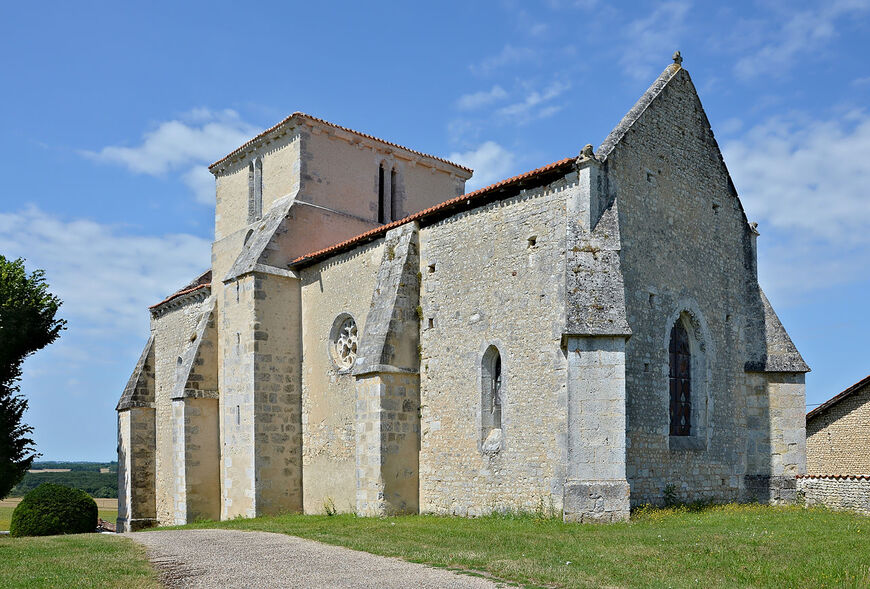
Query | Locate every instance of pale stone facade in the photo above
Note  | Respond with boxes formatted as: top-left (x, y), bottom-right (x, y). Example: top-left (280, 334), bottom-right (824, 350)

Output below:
top-left (117, 58), bottom-right (810, 531)
top-left (806, 375), bottom-right (870, 475)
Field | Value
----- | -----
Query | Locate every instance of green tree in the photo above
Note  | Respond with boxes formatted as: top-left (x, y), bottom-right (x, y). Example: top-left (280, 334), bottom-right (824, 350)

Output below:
top-left (0, 256), bottom-right (66, 498)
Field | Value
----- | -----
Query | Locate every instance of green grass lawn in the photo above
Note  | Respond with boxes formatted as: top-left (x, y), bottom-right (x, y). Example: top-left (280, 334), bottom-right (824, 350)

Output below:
top-left (0, 534), bottom-right (158, 589)
top-left (173, 504), bottom-right (870, 588)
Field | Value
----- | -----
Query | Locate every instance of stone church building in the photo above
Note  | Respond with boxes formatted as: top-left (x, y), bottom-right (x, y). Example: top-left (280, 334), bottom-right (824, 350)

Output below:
top-left (116, 57), bottom-right (809, 531)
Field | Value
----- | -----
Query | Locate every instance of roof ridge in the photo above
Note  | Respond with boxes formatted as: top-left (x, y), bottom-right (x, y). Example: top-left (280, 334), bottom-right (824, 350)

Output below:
top-left (208, 112), bottom-right (472, 174)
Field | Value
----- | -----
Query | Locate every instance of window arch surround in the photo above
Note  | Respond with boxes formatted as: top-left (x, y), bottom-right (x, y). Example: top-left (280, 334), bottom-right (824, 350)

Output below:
top-left (662, 301), bottom-right (713, 451)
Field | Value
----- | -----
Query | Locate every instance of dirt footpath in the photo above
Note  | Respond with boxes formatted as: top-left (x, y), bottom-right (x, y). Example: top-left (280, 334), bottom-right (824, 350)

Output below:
top-left (128, 528), bottom-right (502, 588)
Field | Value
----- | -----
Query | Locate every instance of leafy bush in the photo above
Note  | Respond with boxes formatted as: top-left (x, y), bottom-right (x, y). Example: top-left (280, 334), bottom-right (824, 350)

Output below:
top-left (10, 483), bottom-right (97, 537)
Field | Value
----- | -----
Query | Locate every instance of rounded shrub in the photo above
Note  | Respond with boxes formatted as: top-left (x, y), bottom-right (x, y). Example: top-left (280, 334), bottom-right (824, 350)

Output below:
top-left (10, 483), bottom-right (98, 537)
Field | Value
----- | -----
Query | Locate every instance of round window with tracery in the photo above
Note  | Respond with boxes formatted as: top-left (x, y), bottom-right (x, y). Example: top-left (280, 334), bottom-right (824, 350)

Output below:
top-left (330, 315), bottom-right (358, 370)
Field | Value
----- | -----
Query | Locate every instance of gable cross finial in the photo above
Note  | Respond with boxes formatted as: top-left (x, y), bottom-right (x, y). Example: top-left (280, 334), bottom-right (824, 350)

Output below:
top-left (673, 50), bottom-right (683, 66)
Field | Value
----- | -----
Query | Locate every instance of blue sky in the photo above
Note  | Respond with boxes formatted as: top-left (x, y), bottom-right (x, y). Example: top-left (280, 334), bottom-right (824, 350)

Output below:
top-left (1, 1), bottom-right (868, 460)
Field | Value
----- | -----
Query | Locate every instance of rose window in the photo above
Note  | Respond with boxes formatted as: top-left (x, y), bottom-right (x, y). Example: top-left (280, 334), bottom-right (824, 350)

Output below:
top-left (331, 316), bottom-right (358, 370)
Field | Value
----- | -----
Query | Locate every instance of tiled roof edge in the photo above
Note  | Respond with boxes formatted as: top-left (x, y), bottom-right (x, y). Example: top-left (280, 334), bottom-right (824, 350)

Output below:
top-left (797, 474), bottom-right (870, 481)
top-left (289, 156), bottom-right (576, 269)
top-left (209, 112), bottom-right (472, 175)
top-left (149, 283), bottom-right (211, 310)
top-left (806, 374), bottom-right (870, 420)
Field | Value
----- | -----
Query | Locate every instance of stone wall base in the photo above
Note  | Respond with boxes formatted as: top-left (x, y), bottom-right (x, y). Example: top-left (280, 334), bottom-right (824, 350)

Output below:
top-left (563, 480), bottom-right (630, 523)
top-left (797, 475), bottom-right (870, 515)
top-left (116, 517), bottom-right (157, 533)
top-left (742, 475), bottom-right (798, 504)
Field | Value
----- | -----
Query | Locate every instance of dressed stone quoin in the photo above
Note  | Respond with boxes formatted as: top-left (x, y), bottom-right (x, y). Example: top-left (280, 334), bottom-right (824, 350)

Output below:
top-left (116, 57), bottom-right (809, 531)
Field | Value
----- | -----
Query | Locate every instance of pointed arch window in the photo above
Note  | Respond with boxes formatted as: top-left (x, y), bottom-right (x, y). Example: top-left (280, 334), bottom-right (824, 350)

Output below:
top-left (377, 163), bottom-right (386, 223)
top-left (669, 321), bottom-right (691, 436)
top-left (390, 167), bottom-right (399, 220)
top-left (248, 158), bottom-right (263, 223)
top-left (481, 346), bottom-right (503, 449)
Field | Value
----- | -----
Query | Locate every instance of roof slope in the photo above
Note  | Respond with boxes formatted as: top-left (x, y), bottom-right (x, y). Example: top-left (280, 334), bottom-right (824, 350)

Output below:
top-left (149, 270), bottom-right (211, 310)
top-left (209, 112), bottom-right (472, 175)
top-left (807, 374), bottom-right (870, 421)
top-left (290, 157), bottom-right (575, 268)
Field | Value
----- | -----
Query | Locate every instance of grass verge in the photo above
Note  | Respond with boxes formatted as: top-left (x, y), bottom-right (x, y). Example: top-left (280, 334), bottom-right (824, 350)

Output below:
top-left (172, 504), bottom-right (870, 588)
top-left (0, 534), bottom-right (158, 589)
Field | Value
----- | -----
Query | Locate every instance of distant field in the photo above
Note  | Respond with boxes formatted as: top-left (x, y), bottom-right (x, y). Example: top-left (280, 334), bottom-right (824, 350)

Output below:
top-left (0, 498), bottom-right (117, 531)
top-left (10, 471), bottom-right (117, 498)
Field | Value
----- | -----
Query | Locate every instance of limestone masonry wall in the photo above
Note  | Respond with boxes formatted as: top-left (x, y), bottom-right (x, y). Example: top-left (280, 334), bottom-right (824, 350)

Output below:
top-left (806, 382), bottom-right (870, 475)
top-left (418, 178), bottom-right (570, 515)
top-left (218, 275), bottom-right (257, 519)
top-left (151, 295), bottom-right (212, 525)
top-left (798, 475), bottom-right (870, 515)
top-left (607, 68), bottom-right (767, 505)
top-left (299, 242), bottom-right (384, 514)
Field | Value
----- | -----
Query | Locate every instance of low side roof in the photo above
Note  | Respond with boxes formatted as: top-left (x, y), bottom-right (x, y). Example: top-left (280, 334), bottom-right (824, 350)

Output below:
top-left (149, 269), bottom-right (211, 310)
top-left (289, 156), bottom-right (576, 269)
top-left (807, 374), bottom-right (870, 421)
top-left (209, 112), bottom-right (472, 176)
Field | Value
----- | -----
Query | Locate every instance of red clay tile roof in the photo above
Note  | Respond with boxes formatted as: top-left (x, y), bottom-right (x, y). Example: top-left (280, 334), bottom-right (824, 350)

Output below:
top-left (289, 156), bottom-right (576, 268)
top-left (209, 112), bottom-right (472, 174)
top-left (806, 374), bottom-right (870, 421)
top-left (796, 474), bottom-right (870, 480)
top-left (149, 270), bottom-right (212, 310)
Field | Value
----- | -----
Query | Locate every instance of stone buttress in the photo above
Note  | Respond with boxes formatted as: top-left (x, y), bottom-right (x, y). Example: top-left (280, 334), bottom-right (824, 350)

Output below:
top-left (169, 301), bottom-right (220, 524)
top-left (352, 223), bottom-right (422, 515)
top-left (117, 336), bottom-right (157, 532)
top-left (562, 151), bottom-right (633, 522)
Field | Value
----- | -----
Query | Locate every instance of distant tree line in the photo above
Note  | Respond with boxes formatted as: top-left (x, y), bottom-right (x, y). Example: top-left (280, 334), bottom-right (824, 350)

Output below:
top-left (10, 470), bottom-right (117, 498)
top-left (30, 460), bottom-right (117, 472)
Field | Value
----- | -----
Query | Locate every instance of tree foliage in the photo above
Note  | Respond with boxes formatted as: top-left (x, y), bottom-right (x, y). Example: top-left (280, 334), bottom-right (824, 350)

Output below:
top-left (0, 256), bottom-right (67, 499)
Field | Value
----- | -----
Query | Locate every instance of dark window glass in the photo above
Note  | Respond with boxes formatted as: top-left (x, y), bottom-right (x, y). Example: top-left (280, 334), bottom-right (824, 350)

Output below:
top-left (669, 321), bottom-right (691, 436)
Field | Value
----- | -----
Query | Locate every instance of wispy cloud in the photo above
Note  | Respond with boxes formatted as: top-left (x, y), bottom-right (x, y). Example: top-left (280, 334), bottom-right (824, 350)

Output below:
top-left (496, 80), bottom-right (570, 119)
top-left (0, 207), bottom-right (213, 458)
top-left (618, 1), bottom-right (691, 81)
top-left (0, 206), bottom-right (212, 335)
top-left (448, 141), bottom-right (517, 191)
top-left (456, 86), bottom-right (509, 111)
top-left (734, 1), bottom-right (870, 79)
top-left (724, 109), bottom-right (870, 301)
top-left (470, 45), bottom-right (539, 76)
top-left (81, 108), bottom-right (260, 205)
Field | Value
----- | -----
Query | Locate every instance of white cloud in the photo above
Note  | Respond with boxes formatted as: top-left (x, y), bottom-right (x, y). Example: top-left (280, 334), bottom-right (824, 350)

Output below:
top-left (470, 45), bottom-right (538, 76)
top-left (618, 1), bottom-right (691, 81)
top-left (724, 109), bottom-right (870, 300)
top-left (734, 1), bottom-right (870, 79)
top-left (449, 142), bottom-right (517, 191)
top-left (0, 206), bottom-right (212, 335)
top-left (496, 80), bottom-right (570, 119)
top-left (183, 166), bottom-right (217, 205)
top-left (82, 108), bottom-right (260, 204)
top-left (456, 86), bottom-right (509, 111)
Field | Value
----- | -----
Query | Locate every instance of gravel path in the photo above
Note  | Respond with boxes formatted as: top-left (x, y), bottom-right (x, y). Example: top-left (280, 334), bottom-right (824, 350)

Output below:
top-left (127, 529), bottom-right (501, 588)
